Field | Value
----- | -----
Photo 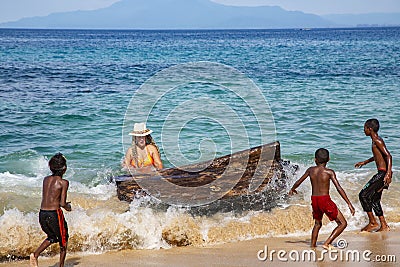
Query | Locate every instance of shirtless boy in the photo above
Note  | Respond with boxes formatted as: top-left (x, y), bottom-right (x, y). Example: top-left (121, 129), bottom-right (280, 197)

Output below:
top-left (30, 153), bottom-right (72, 267)
top-left (289, 148), bottom-right (355, 249)
top-left (355, 118), bottom-right (392, 232)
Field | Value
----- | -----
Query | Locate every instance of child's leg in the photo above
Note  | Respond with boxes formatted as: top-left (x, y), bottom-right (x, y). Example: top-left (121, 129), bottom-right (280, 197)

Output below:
top-left (359, 175), bottom-right (382, 231)
top-left (377, 216), bottom-right (390, 232)
top-left (361, 212), bottom-right (379, 232)
top-left (31, 239), bottom-right (51, 267)
top-left (323, 210), bottom-right (347, 247)
top-left (311, 220), bottom-right (322, 247)
top-left (33, 239), bottom-right (51, 259)
top-left (371, 190), bottom-right (390, 232)
top-left (59, 244), bottom-right (67, 267)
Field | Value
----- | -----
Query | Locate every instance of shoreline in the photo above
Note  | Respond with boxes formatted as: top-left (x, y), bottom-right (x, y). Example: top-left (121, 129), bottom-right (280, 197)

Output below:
top-left (2, 229), bottom-right (398, 267)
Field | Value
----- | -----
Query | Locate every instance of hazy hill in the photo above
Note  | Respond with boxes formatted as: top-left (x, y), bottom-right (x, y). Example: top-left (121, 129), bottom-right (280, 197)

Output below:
top-left (322, 13), bottom-right (400, 27)
top-left (0, 0), bottom-right (335, 29)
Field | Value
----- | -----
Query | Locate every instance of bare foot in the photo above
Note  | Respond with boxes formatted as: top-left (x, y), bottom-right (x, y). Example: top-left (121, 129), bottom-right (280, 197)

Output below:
top-left (361, 223), bottom-right (379, 232)
top-left (322, 244), bottom-right (335, 250)
top-left (377, 225), bottom-right (390, 232)
top-left (30, 253), bottom-right (38, 267)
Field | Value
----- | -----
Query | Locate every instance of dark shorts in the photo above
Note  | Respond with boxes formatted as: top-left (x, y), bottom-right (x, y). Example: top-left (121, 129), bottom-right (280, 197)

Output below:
top-left (359, 171), bottom-right (386, 216)
top-left (311, 195), bottom-right (338, 221)
top-left (39, 209), bottom-right (68, 247)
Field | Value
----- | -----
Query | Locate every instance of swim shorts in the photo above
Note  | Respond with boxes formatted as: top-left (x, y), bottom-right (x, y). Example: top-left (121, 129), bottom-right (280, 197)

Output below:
top-left (39, 209), bottom-right (69, 247)
top-left (311, 195), bottom-right (338, 221)
top-left (359, 170), bottom-right (386, 216)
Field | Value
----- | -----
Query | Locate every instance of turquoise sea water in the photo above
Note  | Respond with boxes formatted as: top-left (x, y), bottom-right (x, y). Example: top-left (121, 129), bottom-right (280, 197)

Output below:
top-left (0, 27), bottom-right (399, 258)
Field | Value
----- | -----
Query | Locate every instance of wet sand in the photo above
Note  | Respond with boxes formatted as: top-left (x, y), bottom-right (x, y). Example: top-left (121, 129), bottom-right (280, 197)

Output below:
top-left (2, 229), bottom-right (399, 267)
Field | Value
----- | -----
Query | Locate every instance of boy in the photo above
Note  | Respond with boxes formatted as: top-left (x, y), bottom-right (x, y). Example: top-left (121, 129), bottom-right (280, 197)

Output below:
top-left (289, 148), bottom-right (355, 249)
top-left (30, 153), bottom-right (72, 267)
top-left (355, 118), bottom-right (392, 232)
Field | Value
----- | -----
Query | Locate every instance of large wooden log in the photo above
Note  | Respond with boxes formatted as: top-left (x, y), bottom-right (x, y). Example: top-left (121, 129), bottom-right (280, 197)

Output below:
top-left (114, 141), bottom-right (291, 213)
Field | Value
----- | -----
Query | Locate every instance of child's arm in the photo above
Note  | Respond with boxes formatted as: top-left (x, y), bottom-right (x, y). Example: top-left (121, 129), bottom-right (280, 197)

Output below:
top-left (375, 138), bottom-right (392, 185)
top-left (288, 168), bottom-right (310, 195)
top-left (60, 180), bottom-right (72, 212)
top-left (330, 171), bottom-right (355, 215)
top-left (355, 157), bottom-right (374, 168)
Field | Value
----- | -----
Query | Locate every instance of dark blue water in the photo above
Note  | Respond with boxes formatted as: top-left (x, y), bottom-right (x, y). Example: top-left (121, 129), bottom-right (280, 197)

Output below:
top-left (1, 28), bottom-right (399, 176)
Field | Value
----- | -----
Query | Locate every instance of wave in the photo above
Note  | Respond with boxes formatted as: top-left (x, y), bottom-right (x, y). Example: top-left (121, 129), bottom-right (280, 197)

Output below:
top-left (0, 162), bottom-right (399, 261)
top-left (0, 202), bottom-right (317, 259)
top-left (2, 198), bottom-right (398, 261)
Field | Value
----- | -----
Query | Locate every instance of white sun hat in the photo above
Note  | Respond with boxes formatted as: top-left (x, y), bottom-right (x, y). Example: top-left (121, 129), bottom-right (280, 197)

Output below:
top-left (129, 122), bottom-right (153, 136)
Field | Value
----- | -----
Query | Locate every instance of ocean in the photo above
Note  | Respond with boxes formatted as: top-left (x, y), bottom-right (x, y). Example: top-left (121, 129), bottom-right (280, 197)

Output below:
top-left (0, 27), bottom-right (399, 260)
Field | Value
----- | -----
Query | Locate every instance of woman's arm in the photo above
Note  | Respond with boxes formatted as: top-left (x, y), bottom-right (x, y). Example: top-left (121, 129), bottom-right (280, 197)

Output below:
top-left (123, 147), bottom-right (133, 168)
top-left (148, 145), bottom-right (163, 170)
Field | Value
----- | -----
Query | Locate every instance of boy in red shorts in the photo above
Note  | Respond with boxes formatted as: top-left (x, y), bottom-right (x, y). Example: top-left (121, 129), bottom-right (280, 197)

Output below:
top-left (289, 148), bottom-right (355, 249)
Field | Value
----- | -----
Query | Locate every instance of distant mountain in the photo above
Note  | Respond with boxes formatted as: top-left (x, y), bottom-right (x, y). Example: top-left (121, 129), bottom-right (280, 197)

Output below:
top-left (0, 0), bottom-right (335, 29)
top-left (322, 13), bottom-right (400, 27)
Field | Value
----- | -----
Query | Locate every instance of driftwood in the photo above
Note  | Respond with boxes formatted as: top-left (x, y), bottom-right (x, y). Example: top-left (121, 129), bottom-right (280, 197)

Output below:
top-left (114, 141), bottom-right (292, 214)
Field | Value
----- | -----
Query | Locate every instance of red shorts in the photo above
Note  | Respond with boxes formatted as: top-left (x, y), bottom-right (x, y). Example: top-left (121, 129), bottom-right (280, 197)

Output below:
top-left (311, 195), bottom-right (338, 221)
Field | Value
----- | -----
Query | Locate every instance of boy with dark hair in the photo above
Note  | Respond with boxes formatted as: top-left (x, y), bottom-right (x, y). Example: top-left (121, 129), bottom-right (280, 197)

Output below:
top-left (30, 153), bottom-right (72, 267)
top-left (289, 148), bottom-right (355, 249)
top-left (355, 118), bottom-right (392, 232)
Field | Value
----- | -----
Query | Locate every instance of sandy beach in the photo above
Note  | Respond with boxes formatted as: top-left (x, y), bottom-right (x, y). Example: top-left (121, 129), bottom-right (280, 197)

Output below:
top-left (2, 229), bottom-right (398, 267)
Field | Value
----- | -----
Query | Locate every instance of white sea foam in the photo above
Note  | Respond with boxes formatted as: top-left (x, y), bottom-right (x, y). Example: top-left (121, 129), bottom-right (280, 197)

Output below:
top-left (0, 162), bottom-right (398, 260)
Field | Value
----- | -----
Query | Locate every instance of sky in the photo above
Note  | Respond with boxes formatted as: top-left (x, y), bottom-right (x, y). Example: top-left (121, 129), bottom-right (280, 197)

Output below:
top-left (0, 0), bottom-right (400, 24)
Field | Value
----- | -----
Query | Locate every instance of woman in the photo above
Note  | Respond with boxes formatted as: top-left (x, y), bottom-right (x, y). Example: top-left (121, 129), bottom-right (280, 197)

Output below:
top-left (123, 122), bottom-right (163, 170)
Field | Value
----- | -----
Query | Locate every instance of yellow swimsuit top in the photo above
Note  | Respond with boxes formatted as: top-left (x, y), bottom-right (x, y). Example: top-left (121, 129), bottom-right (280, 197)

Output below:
top-left (130, 148), bottom-right (154, 168)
